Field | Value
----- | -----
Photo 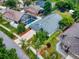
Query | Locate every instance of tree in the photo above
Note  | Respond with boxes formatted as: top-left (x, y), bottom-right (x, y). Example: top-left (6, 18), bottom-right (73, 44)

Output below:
top-left (43, 1), bottom-right (52, 15)
top-left (0, 14), bottom-right (3, 19)
top-left (59, 14), bottom-right (74, 30)
top-left (23, 0), bottom-right (36, 6)
top-left (5, 0), bottom-right (18, 8)
top-left (20, 40), bottom-right (27, 51)
top-left (35, 29), bottom-right (49, 48)
top-left (72, 10), bottom-right (79, 22)
top-left (0, 38), bottom-right (18, 59)
top-left (7, 48), bottom-right (19, 59)
top-left (23, 0), bottom-right (31, 6)
top-left (56, 1), bottom-right (73, 12)
top-left (17, 23), bottom-right (25, 34)
top-left (20, 39), bottom-right (31, 52)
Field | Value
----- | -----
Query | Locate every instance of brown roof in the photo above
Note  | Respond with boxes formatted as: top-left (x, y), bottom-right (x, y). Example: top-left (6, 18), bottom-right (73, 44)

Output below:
top-left (24, 5), bottom-right (43, 15)
top-left (0, 0), bottom-right (4, 3)
top-left (3, 9), bottom-right (24, 22)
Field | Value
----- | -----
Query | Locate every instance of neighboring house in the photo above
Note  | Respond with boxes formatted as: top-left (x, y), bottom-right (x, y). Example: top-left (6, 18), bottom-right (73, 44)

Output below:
top-left (3, 9), bottom-right (24, 23)
top-left (30, 13), bottom-right (62, 36)
top-left (35, 0), bottom-right (45, 8)
top-left (24, 5), bottom-right (44, 16)
top-left (57, 23), bottom-right (79, 59)
top-left (0, 0), bottom-right (4, 4)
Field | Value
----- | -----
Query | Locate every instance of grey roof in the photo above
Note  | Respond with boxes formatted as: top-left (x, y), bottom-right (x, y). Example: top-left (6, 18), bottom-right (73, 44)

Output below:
top-left (61, 23), bottom-right (79, 58)
top-left (36, 0), bottom-right (45, 7)
top-left (62, 36), bottom-right (79, 56)
top-left (30, 13), bottom-right (62, 36)
top-left (63, 23), bottom-right (79, 37)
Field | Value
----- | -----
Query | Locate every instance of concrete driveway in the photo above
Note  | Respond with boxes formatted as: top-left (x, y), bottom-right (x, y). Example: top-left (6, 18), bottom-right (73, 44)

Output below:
top-left (0, 31), bottom-right (29, 59)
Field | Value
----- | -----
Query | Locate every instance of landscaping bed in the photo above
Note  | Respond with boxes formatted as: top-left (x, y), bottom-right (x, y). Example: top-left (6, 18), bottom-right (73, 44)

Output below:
top-left (26, 49), bottom-right (37, 59)
top-left (39, 30), bottom-right (62, 59)
top-left (0, 18), bottom-right (17, 33)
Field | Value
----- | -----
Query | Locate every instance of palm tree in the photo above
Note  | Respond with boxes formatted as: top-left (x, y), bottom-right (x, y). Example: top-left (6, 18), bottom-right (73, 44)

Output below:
top-left (20, 39), bottom-right (30, 51)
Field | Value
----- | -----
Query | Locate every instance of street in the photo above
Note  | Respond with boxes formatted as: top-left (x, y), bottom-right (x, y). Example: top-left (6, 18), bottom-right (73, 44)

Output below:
top-left (0, 31), bottom-right (29, 59)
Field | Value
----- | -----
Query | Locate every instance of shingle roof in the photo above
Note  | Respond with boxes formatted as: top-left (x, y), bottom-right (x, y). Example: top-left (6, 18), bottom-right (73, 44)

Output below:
top-left (61, 23), bottom-right (79, 58)
top-left (62, 36), bottom-right (79, 56)
top-left (0, 0), bottom-right (4, 3)
top-left (24, 5), bottom-right (43, 15)
top-left (3, 9), bottom-right (24, 22)
top-left (30, 13), bottom-right (62, 36)
top-left (36, 0), bottom-right (45, 7)
top-left (63, 23), bottom-right (79, 37)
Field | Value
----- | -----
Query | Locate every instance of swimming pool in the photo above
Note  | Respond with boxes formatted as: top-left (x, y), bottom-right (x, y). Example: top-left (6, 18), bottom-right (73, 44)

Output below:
top-left (25, 19), bottom-right (35, 24)
top-left (21, 14), bottom-right (37, 25)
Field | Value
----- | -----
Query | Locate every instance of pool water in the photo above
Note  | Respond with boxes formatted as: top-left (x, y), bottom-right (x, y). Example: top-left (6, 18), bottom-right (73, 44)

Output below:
top-left (21, 14), bottom-right (37, 25)
top-left (25, 19), bottom-right (35, 24)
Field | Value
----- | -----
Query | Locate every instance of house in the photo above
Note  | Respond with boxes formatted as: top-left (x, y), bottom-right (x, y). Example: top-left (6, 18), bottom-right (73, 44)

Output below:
top-left (30, 13), bottom-right (62, 36)
top-left (24, 5), bottom-right (44, 16)
top-left (56, 23), bottom-right (79, 59)
top-left (36, 0), bottom-right (45, 8)
top-left (3, 9), bottom-right (24, 23)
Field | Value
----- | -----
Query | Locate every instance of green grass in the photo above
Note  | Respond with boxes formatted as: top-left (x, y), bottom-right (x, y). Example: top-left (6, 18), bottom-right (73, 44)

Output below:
top-left (25, 30), bottom-right (62, 59)
top-left (0, 27), bottom-right (15, 39)
top-left (0, 18), bottom-right (17, 39)
top-left (51, 0), bottom-right (60, 2)
top-left (0, 18), bottom-right (17, 33)
top-left (26, 49), bottom-right (37, 59)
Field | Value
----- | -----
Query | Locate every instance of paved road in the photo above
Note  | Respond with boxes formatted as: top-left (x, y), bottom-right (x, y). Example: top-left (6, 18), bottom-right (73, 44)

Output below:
top-left (0, 31), bottom-right (29, 59)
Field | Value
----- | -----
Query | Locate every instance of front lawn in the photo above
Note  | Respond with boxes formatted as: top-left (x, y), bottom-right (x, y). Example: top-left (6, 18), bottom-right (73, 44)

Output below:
top-left (0, 18), bottom-right (17, 33)
top-left (0, 27), bottom-right (15, 39)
